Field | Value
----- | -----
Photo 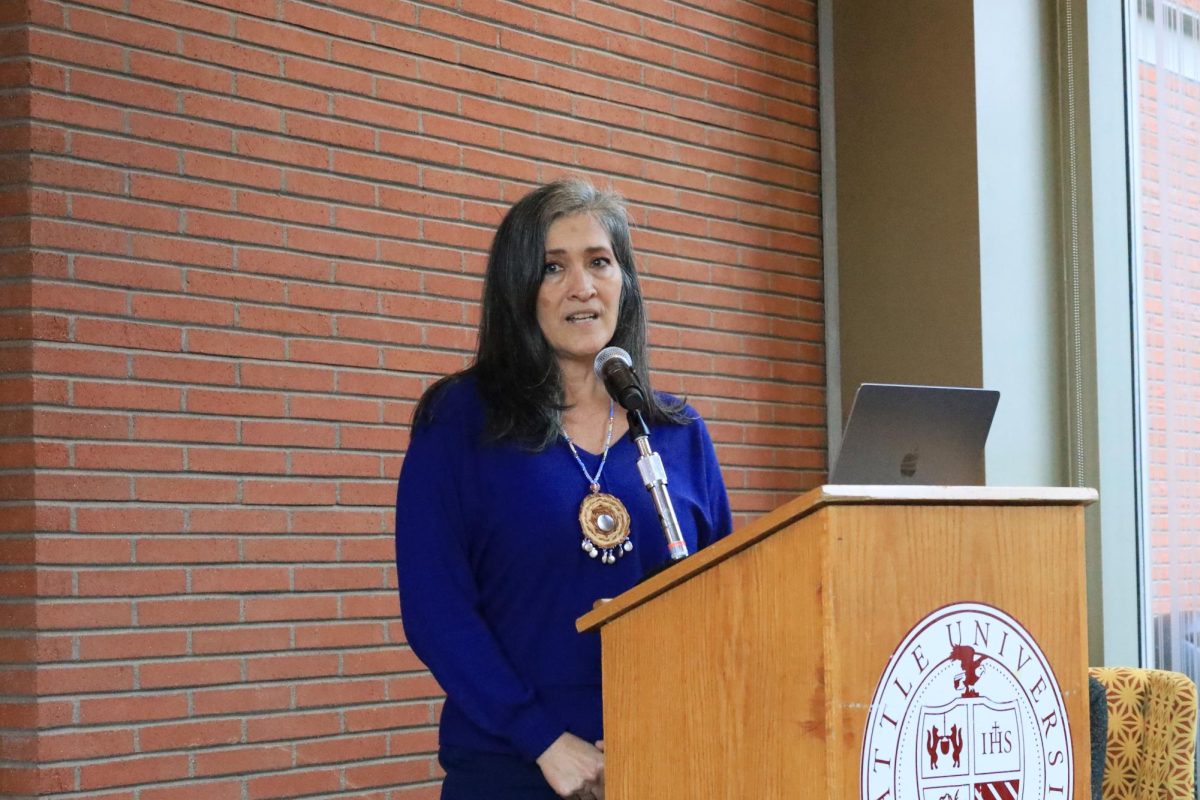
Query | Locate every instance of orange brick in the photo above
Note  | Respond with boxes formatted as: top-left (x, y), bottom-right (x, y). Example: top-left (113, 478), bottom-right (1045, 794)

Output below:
top-left (180, 31), bottom-right (277, 74)
top-left (36, 473), bottom-right (131, 501)
top-left (244, 594), bottom-right (339, 624)
top-left (186, 270), bottom-right (285, 303)
top-left (139, 779), bottom-right (242, 800)
top-left (192, 624), bottom-right (291, 654)
top-left (74, 319), bottom-right (183, 353)
top-left (296, 732), bottom-right (387, 765)
top-left (353, 756), bottom-right (435, 788)
top-left (241, 420), bottom-right (337, 448)
top-left (77, 630), bottom-right (188, 660)
top-left (132, 415), bottom-right (238, 444)
top-left (344, 702), bottom-right (429, 733)
top-left (76, 568), bottom-right (188, 597)
top-left (185, 210), bottom-right (284, 247)
top-left (343, 648), bottom-right (422, 676)
top-left (140, 657), bottom-right (242, 689)
top-left (245, 652), bottom-right (340, 682)
top-left (236, 304), bottom-right (334, 336)
top-left (193, 743), bottom-right (294, 778)
top-left (189, 565), bottom-right (289, 592)
top-left (238, 74), bottom-right (327, 114)
top-left (132, 352), bottom-right (234, 388)
top-left (184, 151), bottom-right (282, 191)
top-left (135, 597), bottom-right (240, 627)
top-left (186, 388), bottom-right (285, 418)
top-left (247, 766), bottom-right (341, 800)
top-left (192, 684), bottom-right (291, 716)
top-left (293, 621), bottom-right (386, 650)
top-left (79, 754), bottom-right (190, 791)
top-left (73, 381), bottom-right (183, 413)
top-left (80, 692), bottom-right (190, 725)
top-left (38, 663), bottom-right (136, 695)
top-left (75, 507), bottom-right (185, 533)
top-left (235, 130), bottom-right (328, 169)
top-left (134, 536), bottom-right (239, 563)
top-left (128, 235), bottom-right (234, 270)
top-left (75, 443), bottom-right (185, 471)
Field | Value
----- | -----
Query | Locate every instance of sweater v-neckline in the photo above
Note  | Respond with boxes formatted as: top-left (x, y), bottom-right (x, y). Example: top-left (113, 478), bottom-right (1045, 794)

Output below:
top-left (566, 431), bottom-right (627, 460)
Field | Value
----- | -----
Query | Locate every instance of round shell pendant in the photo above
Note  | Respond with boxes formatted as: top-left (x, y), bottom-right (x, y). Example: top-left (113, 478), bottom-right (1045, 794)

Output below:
top-left (579, 491), bottom-right (631, 565)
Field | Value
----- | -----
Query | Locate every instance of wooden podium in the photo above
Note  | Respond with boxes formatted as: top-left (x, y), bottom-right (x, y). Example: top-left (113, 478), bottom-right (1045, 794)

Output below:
top-left (578, 485), bottom-right (1097, 799)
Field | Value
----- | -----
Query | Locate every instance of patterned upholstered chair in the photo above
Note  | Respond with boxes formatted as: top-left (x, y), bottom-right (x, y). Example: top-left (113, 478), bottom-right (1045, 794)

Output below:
top-left (1088, 666), bottom-right (1199, 800)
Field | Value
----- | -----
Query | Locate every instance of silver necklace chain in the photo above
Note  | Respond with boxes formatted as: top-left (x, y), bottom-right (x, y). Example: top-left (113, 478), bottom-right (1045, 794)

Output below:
top-left (561, 399), bottom-right (615, 492)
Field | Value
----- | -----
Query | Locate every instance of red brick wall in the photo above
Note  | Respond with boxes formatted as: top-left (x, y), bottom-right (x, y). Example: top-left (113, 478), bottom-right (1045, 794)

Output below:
top-left (0, 0), bottom-right (823, 796)
top-left (1140, 9), bottom-right (1200, 622)
top-left (1, 3), bottom-right (38, 796)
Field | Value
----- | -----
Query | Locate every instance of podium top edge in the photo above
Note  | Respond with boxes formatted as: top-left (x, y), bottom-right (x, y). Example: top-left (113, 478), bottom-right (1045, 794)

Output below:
top-left (817, 485), bottom-right (1099, 505)
top-left (576, 484), bottom-right (1097, 632)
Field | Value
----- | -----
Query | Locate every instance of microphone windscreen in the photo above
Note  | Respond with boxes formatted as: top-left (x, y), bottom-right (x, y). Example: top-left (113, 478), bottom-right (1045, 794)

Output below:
top-left (593, 346), bottom-right (633, 380)
top-left (593, 346), bottom-right (645, 411)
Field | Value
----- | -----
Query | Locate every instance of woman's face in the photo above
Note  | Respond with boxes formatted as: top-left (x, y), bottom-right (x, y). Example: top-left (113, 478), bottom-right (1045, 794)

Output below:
top-left (536, 212), bottom-right (624, 370)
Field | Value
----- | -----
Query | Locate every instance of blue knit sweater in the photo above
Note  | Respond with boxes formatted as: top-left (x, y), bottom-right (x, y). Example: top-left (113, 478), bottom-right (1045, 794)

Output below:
top-left (394, 376), bottom-right (732, 761)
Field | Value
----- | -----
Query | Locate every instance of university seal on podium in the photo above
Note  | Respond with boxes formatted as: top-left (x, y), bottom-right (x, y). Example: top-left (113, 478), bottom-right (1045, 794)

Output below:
top-left (860, 603), bottom-right (1072, 800)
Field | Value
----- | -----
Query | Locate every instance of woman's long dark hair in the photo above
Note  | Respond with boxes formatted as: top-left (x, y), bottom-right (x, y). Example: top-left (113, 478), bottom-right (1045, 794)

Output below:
top-left (413, 178), bottom-right (686, 449)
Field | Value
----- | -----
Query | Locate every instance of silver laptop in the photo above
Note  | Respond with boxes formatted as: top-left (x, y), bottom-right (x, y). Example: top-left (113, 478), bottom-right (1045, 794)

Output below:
top-left (829, 383), bottom-right (1000, 485)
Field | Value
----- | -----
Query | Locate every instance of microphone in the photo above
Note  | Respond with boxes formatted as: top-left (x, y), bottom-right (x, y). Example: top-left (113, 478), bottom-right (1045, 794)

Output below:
top-left (593, 346), bottom-right (646, 412)
top-left (593, 346), bottom-right (690, 563)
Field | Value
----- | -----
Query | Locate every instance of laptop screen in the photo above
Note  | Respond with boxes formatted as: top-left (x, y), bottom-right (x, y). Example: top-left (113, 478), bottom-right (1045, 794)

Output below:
top-left (829, 383), bottom-right (1000, 486)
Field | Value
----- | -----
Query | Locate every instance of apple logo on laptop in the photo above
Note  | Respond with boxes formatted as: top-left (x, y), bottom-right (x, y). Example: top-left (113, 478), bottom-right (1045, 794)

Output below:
top-left (900, 450), bottom-right (918, 478)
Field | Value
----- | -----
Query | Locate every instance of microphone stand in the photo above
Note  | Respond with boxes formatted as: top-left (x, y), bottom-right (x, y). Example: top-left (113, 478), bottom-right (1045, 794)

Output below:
top-left (627, 410), bottom-right (689, 562)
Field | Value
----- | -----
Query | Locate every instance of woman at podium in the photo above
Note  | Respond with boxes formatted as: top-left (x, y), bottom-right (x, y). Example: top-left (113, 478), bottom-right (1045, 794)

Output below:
top-left (395, 179), bottom-right (732, 799)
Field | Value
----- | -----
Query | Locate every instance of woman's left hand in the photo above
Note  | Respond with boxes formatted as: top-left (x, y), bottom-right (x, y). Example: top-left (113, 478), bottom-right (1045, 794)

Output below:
top-left (536, 732), bottom-right (604, 798)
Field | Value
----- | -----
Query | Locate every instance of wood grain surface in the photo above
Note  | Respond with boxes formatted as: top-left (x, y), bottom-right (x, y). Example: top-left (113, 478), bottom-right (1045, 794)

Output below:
top-left (584, 490), bottom-right (1092, 799)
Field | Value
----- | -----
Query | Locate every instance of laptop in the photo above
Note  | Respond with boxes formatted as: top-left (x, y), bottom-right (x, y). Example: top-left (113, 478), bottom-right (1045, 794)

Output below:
top-left (829, 383), bottom-right (1000, 486)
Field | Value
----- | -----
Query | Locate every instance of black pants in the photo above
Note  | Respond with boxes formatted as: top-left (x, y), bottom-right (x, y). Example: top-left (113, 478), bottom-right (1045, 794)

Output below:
top-left (439, 748), bottom-right (560, 800)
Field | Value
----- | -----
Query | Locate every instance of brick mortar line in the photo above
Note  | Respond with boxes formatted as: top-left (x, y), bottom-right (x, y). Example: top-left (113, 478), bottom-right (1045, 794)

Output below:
top-left (196, 0), bottom-right (820, 56)
top-left (9, 347), bottom-right (820, 381)
top-left (46, 784), bottom-right (447, 800)
top-left (12, 751), bottom-right (440, 773)
top-left (27, 654), bottom-right (412, 665)
top-left (30, 15), bottom-right (820, 144)
top-left (25, 94), bottom-right (819, 206)
top-left (28, 44), bottom-right (820, 163)
top-left (0, 566), bottom-right (397, 572)
top-left (10, 381), bottom-right (435, 412)
top-left (1, 412), bottom-right (408, 431)
top-left (0, 534), bottom-right (398, 542)
top-left (20, 287), bottom-right (824, 340)
top-left (98, 0), bottom-right (820, 85)
top-left (187, 0), bottom-right (820, 86)
top-left (20, 280), bottom-right (826, 331)
top-left (35, 673), bottom-right (438, 693)
top-left (23, 247), bottom-right (825, 299)
top-left (0, 640), bottom-right (412, 651)
top-left (23, 142), bottom-right (819, 229)
top-left (0, 432), bottom-right (414, 448)
top-left (0, 397), bottom-right (838, 427)
top-left (18, 297), bottom-right (830, 340)
top-left (21, 197), bottom-right (823, 265)
top-left (0, 448), bottom-right (821, 468)
top-left (3, 352), bottom-right (472, 382)
top-left (17, 219), bottom-right (822, 283)
top-left (12, 711), bottom-right (435, 731)
top-left (0, 447), bottom-right (400, 464)
top-left (9, 458), bottom-right (405, 473)
top-left (0, 592), bottom-right (407, 606)
top-left (11, 368), bottom-right (821, 398)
